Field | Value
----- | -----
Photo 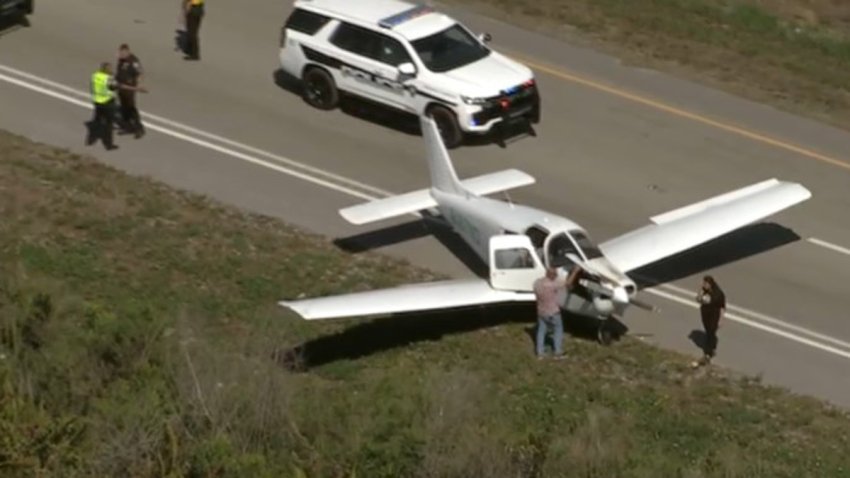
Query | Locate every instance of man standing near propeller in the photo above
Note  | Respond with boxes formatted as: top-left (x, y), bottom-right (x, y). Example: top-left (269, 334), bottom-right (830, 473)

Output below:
top-left (533, 266), bottom-right (582, 360)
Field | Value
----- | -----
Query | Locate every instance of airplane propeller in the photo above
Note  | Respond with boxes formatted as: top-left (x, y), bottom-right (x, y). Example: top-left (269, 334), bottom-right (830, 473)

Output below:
top-left (565, 254), bottom-right (659, 313)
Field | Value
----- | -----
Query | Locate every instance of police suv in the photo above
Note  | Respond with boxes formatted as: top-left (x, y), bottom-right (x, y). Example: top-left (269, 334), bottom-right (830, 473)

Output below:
top-left (279, 0), bottom-right (541, 148)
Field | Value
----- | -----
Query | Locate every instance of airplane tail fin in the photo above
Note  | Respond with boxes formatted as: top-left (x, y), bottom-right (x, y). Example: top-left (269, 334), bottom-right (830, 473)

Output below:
top-left (421, 116), bottom-right (465, 195)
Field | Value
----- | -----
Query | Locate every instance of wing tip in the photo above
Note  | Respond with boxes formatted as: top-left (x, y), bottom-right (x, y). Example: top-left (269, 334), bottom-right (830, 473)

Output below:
top-left (338, 208), bottom-right (365, 225)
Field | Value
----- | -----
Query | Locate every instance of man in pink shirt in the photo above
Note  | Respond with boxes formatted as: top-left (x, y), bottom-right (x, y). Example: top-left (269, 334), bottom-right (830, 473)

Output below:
top-left (533, 266), bottom-right (581, 359)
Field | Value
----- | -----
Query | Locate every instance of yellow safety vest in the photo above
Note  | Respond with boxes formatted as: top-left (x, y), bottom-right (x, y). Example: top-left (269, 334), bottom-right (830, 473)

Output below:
top-left (91, 71), bottom-right (113, 104)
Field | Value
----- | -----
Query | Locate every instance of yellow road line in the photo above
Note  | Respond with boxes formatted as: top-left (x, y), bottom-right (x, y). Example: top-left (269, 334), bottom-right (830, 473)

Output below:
top-left (511, 52), bottom-right (850, 172)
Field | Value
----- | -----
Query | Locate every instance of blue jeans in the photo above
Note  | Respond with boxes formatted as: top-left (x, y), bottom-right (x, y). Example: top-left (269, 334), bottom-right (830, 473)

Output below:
top-left (536, 313), bottom-right (564, 356)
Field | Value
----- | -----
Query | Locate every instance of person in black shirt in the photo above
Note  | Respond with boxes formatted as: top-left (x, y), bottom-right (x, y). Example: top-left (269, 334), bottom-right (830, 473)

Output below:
top-left (693, 275), bottom-right (726, 367)
top-left (115, 44), bottom-right (148, 138)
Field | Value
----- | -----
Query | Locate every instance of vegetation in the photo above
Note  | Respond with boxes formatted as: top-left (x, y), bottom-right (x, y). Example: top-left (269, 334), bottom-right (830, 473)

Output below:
top-left (448, 0), bottom-right (850, 130)
top-left (2, 129), bottom-right (850, 477)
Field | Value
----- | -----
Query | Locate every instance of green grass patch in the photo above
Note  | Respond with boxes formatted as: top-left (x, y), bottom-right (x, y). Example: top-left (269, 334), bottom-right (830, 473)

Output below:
top-left (1, 129), bottom-right (850, 476)
top-left (446, 0), bottom-right (850, 128)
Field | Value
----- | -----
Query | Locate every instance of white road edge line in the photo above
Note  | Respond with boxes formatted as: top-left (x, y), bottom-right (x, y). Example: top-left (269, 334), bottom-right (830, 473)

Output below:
top-left (1, 66), bottom-right (848, 360)
top-left (0, 63), bottom-right (394, 198)
top-left (0, 70), bottom-right (380, 202)
top-left (808, 237), bottom-right (850, 257)
top-left (646, 289), bottom-right (850, 360)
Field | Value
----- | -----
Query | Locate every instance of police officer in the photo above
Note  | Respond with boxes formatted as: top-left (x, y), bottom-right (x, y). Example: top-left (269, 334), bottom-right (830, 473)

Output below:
top-left (183, 0), bottom-right (204, 60)
top-left (116, 44), bottom-right (147, 138)
top-left (86, 62), bottom-right (119, 150)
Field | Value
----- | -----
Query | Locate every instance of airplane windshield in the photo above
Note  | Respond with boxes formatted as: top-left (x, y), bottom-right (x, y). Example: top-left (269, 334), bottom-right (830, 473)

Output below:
top-left (546, 233), bottom-right (579, 268)
top-left (546, 230), bottom-right (603, 267)
top-left (570, 231), bottom-right (603, 260)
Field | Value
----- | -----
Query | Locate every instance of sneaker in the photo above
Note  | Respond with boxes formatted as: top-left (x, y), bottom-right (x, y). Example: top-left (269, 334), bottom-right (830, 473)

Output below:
top-left (552, 354), bottom-right (567, 361)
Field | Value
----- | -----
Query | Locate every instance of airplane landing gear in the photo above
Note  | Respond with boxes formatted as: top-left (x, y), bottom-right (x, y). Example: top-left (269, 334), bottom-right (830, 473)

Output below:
top-left (596, 316), bottom-right (616, 346)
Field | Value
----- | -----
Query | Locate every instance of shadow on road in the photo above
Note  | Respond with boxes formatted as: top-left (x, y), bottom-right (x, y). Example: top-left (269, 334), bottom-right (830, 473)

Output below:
top-left (333, 211), bottom-right (490, 278)
top-left (0, 13), bottom-right (30, 36)
top-left (629, 222), bottom-right (801, 288)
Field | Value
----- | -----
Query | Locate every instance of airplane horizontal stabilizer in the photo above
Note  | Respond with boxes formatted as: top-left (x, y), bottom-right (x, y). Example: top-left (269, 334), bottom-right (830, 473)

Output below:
top-left (339, 169), bottom-right (535, 225)
top-left (599, 178), bottom-right (811, 274)
top-left (279, 279), bottom-right (535, 320)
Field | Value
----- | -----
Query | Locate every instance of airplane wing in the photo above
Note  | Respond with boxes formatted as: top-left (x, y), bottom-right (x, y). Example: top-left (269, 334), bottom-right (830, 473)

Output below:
top-left (279, 279), bottom-right (535, 320)
top-left (598, 178), bottom-right (811, 273)
top-left (340, 169), bottom-right (535, 225)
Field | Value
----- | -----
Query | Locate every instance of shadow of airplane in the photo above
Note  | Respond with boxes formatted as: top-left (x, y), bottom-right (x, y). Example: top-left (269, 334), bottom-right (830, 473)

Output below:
top-left (275, 302), bottom-right (535, 370)
top-left (334, 211), bottom-right (490, 278)
top-left (628, 222), bottom-right (800, 289)
top-left (271, 69), bottom-right (533, 148)
top-left (278, 303), bottom-right (630, 372)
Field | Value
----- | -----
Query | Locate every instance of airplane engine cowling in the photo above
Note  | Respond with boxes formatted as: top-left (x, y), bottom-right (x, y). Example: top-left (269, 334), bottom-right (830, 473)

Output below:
top-left (592, 297), bottom-right (615, 316)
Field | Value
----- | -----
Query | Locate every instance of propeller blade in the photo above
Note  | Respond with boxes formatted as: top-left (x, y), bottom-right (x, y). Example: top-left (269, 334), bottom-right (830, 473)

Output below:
top-left (630, 297), bottom-right (659, 313)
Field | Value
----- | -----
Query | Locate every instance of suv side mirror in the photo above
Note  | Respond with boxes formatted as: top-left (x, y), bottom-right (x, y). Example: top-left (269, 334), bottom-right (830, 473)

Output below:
top-left (478, 32), bottom-right (492, 43)
top-left (397, 62), bottom-right (417, 79)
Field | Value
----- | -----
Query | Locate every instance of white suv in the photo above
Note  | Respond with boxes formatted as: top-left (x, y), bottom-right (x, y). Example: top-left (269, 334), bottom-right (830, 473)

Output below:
top-left (279, 0), bottom-right (541, 148)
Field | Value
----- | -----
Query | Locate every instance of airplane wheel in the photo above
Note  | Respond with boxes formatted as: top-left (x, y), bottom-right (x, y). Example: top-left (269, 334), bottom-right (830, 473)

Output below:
top-left (597, 319), bottom-right (614, 346)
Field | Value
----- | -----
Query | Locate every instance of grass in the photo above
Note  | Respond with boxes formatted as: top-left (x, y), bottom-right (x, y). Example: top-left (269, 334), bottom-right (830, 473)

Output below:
top-left (1, 129), bottom-right (850, 477)
top-left (445, 0), bottom-right (850, 130)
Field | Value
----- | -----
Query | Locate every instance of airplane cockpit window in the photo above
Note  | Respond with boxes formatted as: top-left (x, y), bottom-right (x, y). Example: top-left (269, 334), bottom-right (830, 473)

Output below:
top-left (525, 226), bottom-right (548, 261)
top-left (546, 233), bottom-right (579, 268)
top-left (495, 248), bottom-right (535, 269)
top-left (570, 230), bottom-right (603, 260)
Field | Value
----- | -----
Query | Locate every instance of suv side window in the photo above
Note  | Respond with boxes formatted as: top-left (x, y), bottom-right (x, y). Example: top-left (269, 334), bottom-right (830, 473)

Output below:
top-left (285, 8), bottom-right (331, 35)
top-left (377, 36), bottom-right (412, 66)
top-left (331, 23), bottom-right (412, 67)
top-left (330, 23), bottom-right (380, 58)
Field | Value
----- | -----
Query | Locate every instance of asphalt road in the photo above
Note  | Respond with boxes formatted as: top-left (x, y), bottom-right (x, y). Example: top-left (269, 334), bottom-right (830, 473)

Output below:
top-left (1, 0), bottom-right (849, 406)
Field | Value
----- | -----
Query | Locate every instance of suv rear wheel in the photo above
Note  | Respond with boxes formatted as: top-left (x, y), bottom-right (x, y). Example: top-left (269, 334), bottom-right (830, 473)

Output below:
top-left (302, 67), bottom-right (338, 110)
top-left (427, 105), bottom-right (463, 149)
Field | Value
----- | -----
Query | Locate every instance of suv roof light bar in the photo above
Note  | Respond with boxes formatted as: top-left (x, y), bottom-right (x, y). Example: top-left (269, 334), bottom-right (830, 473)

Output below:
top-left (378, 4), bottom-right (434, 29)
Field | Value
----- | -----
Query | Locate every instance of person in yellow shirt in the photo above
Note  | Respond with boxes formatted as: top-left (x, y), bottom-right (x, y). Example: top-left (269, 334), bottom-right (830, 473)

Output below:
top-left (86, 62), bottom-right (119, 150)
top-left (183, 0), bottom-right (205, 60)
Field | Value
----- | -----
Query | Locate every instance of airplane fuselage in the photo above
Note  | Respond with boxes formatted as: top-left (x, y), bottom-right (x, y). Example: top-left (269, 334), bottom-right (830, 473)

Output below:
top-left (433, 189), bottom-right (636, 320)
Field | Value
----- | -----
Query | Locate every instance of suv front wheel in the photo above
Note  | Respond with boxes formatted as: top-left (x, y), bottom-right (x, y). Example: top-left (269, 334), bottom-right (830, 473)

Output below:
top-left (427, 105), bottom-right (463, 149)
top-left (302, 67), bottom-right (339, 110)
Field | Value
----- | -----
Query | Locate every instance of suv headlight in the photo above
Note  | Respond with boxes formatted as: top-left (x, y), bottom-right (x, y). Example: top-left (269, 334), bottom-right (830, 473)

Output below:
top-left (461, 95), bottom-right (488, 105)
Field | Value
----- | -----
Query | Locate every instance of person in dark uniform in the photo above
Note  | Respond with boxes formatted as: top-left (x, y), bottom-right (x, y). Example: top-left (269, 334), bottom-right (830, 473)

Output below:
top-left (693, 275), bottom-right (726, 367)
top-left (116, 44), bottom-right (147, 138)
top-left (183, 0), bottom-right (205, 60)
top-left (86, 62), bottom-right (119, 151)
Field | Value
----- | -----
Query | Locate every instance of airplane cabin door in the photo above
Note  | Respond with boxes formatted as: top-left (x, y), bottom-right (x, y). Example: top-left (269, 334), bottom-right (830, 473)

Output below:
top-left (488, 235), bottom-right (544, 291)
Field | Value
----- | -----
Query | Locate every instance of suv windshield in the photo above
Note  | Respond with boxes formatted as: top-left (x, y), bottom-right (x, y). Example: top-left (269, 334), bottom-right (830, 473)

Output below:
top-left (411, 24), bottom-right (490, 73)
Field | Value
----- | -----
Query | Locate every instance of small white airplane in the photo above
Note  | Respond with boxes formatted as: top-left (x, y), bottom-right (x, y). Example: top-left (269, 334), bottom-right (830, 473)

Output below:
top-left (279, 116), bottom-right (811, 343)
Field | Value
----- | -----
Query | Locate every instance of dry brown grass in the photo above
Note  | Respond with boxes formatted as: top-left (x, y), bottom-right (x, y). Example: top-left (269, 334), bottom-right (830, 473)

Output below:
top-left (2, 129), bottom-right (850, 476)
top-left (445, 0), bottom-right (850, 131)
